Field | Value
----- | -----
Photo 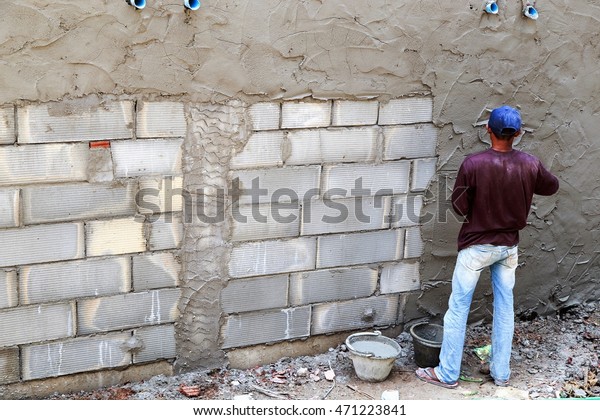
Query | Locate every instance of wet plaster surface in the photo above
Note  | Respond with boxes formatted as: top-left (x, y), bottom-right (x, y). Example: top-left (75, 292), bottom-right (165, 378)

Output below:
top-left (47, 304), bottom-right (599, 401)
top-left (176, 101), bottom-right (249, 371)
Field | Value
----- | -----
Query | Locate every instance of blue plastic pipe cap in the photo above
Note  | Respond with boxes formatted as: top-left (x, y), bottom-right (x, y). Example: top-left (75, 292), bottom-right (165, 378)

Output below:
top-left (184, 0), bottom-right (201, 10)
top-left (128, 0), bottom-right (146, 9)
top-left (524, 6), bottom-right (538, 20)
top-left (485, 2), bottom-right (498, 14)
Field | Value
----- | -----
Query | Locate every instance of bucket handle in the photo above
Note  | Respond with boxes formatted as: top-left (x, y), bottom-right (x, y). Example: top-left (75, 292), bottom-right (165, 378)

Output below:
top-left (351, 349), bottom-right (376, 358)
top-left (346, 331), bottom-right (381, 358)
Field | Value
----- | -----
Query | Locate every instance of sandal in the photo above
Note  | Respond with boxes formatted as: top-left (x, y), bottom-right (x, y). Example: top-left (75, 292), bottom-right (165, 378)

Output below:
top-left (415, 367), bottom-right (458, 389)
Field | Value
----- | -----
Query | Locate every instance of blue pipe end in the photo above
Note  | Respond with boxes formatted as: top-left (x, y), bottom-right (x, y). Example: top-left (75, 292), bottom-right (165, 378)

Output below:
top-left (129, 0), bottom-right (146, 9)
top-left (524, 6), bottom-right (538, 20)
top-left (485, 2), bottom-right (498, 14)
top-left (184, 0), bottom-right (201, 10)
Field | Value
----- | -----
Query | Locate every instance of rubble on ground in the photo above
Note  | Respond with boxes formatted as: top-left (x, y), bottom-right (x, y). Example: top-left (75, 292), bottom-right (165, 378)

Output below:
top-left (48, 303), bottom-right (599, 400)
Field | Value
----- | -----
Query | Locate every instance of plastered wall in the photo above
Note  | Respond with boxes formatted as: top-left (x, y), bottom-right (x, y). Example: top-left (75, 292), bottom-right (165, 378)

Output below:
top-left (1, 0), bottom-right (600, 395)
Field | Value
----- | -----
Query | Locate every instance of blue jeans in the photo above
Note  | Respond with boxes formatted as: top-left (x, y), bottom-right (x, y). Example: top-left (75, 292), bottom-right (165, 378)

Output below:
top-left (434, 244), bottom-right (518, 384)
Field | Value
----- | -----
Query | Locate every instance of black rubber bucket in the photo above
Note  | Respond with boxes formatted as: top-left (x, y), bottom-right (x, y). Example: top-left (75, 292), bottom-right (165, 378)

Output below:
top-left (409, 322), bottom-right (443, 368)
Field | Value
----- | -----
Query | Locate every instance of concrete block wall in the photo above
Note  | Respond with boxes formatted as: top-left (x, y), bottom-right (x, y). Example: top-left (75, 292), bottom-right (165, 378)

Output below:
top-left (0, 95), bottom-right (437, 388)
top-left (0, 100), bottom-right (182, 387)
top-left (222, 96), bottom-right (438, 349)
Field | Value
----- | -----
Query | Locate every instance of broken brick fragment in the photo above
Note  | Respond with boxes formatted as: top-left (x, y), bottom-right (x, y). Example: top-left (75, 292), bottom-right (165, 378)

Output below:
top-left (179, 384), bottom-right (201, 397)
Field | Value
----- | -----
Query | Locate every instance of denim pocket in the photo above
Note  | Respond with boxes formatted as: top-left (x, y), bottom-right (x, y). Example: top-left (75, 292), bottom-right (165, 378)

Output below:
top-left (464, 245), bottom-right (493, 271)
top-left (502, 246), bottom-right (519, 269)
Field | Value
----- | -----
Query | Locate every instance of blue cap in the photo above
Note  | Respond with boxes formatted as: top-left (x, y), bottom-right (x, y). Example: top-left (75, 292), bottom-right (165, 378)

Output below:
top-left (488, 106), bottom-right (521, 136)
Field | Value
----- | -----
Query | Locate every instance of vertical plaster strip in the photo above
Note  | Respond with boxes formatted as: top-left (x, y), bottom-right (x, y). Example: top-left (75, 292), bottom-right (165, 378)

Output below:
top-left (175, 101), bottom-right (248, 371)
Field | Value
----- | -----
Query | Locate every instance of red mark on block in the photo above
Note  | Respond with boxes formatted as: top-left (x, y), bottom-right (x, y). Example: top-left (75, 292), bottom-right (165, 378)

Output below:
top-left (89, 140), bottom-right (111, 149)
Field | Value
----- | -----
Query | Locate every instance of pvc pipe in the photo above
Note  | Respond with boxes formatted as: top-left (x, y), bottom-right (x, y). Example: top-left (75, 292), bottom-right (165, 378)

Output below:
top-left (128, 0), bottom-right (146, 9)
top-left (184, 0), bottom-right (201, 10)
top-left (523, 5), bottom-right (539, 20)
top-left (485, 1), bottom-right (498, 14)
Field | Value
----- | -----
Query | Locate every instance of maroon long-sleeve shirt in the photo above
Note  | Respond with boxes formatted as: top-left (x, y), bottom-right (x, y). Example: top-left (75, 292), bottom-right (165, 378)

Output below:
top-left (451, 148), bottom-right (559, 251)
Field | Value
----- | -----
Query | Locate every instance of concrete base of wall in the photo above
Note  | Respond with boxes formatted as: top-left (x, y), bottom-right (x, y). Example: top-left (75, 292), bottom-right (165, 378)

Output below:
top-left (0, 361), bottom-right (173, 400)
top-left (226, 325), bottom-right (405, 370)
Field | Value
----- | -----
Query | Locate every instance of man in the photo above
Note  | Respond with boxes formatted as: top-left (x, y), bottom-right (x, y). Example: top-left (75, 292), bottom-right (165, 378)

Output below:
top-left (416, 105), bottom-right (559, 388)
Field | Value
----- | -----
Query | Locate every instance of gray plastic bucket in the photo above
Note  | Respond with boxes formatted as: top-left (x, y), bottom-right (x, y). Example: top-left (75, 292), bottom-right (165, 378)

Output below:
top-left (345, 331), bottom-right (401, 382)
top-left (409, 322), bottom-right (443, 368)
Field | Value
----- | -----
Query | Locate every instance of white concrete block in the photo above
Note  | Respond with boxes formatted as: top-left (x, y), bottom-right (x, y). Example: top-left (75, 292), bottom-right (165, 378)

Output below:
top-left (384, 124), bottom-right (438, 159)
top-left (0, 270), bottom-right (17, 309)
top-left (249, 102), bottom-right (281, 131)
top-left (0, 188), bottom-right (19, 228)
top-left (133, 324), bottom-right (177, 364)
top-left (0, 223), bottom-right (84, 268)
top-left (229, 237), bottom-right (316, 278)
top-left (20, 257), bottom-right (131, 304)
top-left (137, 177), bottom-right (184, 215)
top-left (112, 139), bottom-right (183, 178)
top-left (86, 218), bottom-right (146, 257)
top-left (390, 195), bottom-right (424, 227)
top-left (22, 182), bottom-right (136, 224)
top-left (221, 306), bottom-right (311, 348)
top-left (148, 214), bottom-right (183, 251)
top-left (87, 148), bottom-right (114, 183)
top-left (78, 288), bottom-right (181, 334)
top-left (289, 267), bottom-right (377, 305)
top-left (0, 348), bottom-right (19, 385)
top-left (312, 295), bottom-right (399, 334)
top-left (0, 106), bottom-right (15, 145)
top-left (22, 332), bottom-right (131, 380)
top-left (133, 252), bottom-right (180, 291)
top-left (221, 275), bottom-right (288, 313)
top-left (404, 226), bottom-right (424, 259)
top-left (231, 203), bottom-right (300, 242)
top-left (231, 166), bottom-right (321, 205)
top-left (316, 229), bottom-right (404, 268)
top-left (301, 196), bottom-right (390, 235)
top-left (0, 144), bottom-right (88, 186)
top-left (231, 131), bottom-right (284, 169)
top-left (281, 101), bottom-right (331, 129)
top-left (322, 161), bottom-right (410, 198)
top-left (137, 101), bottom-right (186, 138)
top-left (378, 96), bottom-right (433, 125)
top-left (380, 261), bottom-right (420, 294)
top-left (17, 100), bottom-right (133, 144)
top-left (411, 158), bottom-right (437, 192)
top-left (0, 303), bottom-right (74, 347)
top-left (332, 100), bottom-right (379, 126)
top-left (285, 127), bottom-right (377, 165)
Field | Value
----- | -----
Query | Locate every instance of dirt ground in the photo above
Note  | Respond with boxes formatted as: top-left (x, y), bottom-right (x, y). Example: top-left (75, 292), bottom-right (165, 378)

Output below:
top-left (48, 303), bottom-right (599, 401)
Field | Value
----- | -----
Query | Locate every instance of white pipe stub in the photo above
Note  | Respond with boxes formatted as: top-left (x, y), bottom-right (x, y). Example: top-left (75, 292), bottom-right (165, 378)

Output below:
top-left (128, 0), bottom-right (146, 9)
top-left (184, 0), bottom-right (201, 10)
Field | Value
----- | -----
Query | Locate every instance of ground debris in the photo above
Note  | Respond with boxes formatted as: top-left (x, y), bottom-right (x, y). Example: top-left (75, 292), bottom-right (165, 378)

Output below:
top-left (178, 382), bottom-right (220, 399)
top-left (561, 366), bottom-right (599, 398)
top-left (45, 303), bottom-right (599, 401)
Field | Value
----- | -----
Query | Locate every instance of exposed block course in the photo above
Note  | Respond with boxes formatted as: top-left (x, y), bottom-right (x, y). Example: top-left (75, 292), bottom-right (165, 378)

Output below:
top-left (20, 257), bottom-right (131, 304)
top-left (0, 223), bottom-right (84, 268)
top-left (137, 102), bottom-right (186, 138)
top-left (77, 288), bottom-right (181, 334)
top-left (17, 101), bottom-right (133, 144)
top-left (21, 332), bottom-right (131, 380)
